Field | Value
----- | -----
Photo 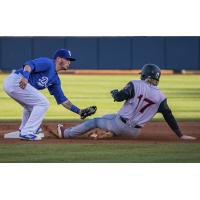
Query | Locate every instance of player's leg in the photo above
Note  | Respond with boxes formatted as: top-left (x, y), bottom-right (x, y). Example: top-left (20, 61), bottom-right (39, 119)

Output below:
top-left (3, 89), bottom-right (39, 135)
top-left (16, 87), bottom-right (49, 136)
top-left (3, 73), bottom-right (49, 138)
top-left (62, 118), bottom-right (97, 138)
top-left (3, 73), bottom-right (29, 132)
top-left (17, 104), bottom-right (43, 135)
top-left (63, 114), bottom-right (141, 138)
top-left (4, 76), bottom-right (32, 135)
top-left (94, 114), bottom-right (141, 137)
top-left (19, 106), bottom-right (44, 137)
top-left (62, 114), bottom-right (121, 138)
top-left (9, 91), bottom-right (49, 138)
top-left (19, 106), bottom-right (32, 131)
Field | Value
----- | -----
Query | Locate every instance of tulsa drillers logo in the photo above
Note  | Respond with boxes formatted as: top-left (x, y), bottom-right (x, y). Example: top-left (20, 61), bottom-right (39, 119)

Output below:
top-left (37, 76), bottom-right (49, 87)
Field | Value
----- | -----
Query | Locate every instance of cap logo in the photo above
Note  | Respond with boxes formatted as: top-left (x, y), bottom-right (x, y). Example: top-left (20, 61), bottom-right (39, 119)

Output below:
top-left (68, 50), bottom-right (71, 57)
top-left (156, 72), bottom-right (160, 79)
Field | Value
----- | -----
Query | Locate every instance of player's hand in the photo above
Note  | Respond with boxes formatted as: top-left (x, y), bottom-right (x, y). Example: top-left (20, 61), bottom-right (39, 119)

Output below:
top-left (19, 77), bottom-right (28, 89)
top-left (110, 89), bottom-right (119, 101)
top-left (180, 135), bottom-right (196, 140)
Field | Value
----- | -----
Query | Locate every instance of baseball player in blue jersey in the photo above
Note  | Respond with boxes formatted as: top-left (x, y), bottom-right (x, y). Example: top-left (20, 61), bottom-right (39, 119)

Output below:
top-left (55, 64), bottom-right (196, 141)
top-left (3, 49), bottom-right (96, 141)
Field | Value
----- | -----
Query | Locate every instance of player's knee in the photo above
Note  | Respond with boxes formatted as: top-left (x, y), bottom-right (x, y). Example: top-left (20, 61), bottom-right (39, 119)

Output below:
top-left (83, 118), bottom-right (97, 129)
top-left (40, 98), bottom-right (50, 110)
top-left (3, 81), bottom-right (13, 94)
top-left (44, 99), bottom-right (50, 109)
top-left (93, 118), bottom-right (99, 128)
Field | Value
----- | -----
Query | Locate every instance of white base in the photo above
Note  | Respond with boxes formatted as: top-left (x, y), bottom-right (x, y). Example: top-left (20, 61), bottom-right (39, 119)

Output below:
top-left (4, 131), bottom-right (45, 139)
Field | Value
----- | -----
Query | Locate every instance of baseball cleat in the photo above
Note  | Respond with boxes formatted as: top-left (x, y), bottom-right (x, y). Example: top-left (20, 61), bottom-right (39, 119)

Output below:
top-left (35, 128), bottom-right (45, 138)
top-left (56, 124), bottom-right (65, 138)
top-left (4, 128), bottom-right (44, 139)
top-left (19, 133), bottom-right (42, 141)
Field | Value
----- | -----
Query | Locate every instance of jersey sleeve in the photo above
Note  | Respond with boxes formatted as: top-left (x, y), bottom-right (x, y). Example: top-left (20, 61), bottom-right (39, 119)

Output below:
top-left (112, 81), bottom-right (135, 102)
top-left (24, 58), bottom-right (52, 72)
top-left (158, 99), bottom-right (182, 137)
top-left (48, 82), bottom-right (68, 104)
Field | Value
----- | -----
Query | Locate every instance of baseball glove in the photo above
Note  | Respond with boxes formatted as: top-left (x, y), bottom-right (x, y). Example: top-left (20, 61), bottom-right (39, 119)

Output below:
top-left (87, 129), bottom-right (114, 140)
top-left (80, 106), bottom-right (97, 119)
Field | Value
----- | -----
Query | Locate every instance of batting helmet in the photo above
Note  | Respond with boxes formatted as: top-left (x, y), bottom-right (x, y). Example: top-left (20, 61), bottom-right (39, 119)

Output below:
top-left (140, 64), bottom-right (161, 81)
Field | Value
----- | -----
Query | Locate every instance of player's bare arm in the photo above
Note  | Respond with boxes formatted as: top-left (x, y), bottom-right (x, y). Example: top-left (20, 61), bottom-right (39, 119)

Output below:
top-left (62, 100), bottom-right (81, 114)
top-left (19, 65), bottom-right (32, 89)
top-left (61, 100), bottom-right (97, 119)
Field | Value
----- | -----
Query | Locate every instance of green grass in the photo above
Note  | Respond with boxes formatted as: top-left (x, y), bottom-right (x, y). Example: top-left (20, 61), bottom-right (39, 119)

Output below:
top-left (1, 74), bottom-right (200, 120)
top-left (0, 143), bottom-right (200, 163)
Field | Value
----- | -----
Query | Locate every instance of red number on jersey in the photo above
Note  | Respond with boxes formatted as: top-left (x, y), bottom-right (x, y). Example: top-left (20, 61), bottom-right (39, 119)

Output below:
top-left (136, 95), bottom-right (155, 113)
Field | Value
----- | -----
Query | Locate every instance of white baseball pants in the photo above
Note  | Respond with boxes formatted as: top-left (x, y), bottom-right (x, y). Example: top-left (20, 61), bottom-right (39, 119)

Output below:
top-left (3, 73), bottom-right (49, 135)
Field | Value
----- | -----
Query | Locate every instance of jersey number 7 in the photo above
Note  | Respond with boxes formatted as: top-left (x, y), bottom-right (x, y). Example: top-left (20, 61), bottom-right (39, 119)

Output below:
top-left (136, 95), bottom-right (155, 113)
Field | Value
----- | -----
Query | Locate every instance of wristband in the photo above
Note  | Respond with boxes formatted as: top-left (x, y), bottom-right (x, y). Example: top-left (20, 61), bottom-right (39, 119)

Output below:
top-left (22, 71), bottom-right (30, 80)
top-left (70, 105), bottom-right (80, 114)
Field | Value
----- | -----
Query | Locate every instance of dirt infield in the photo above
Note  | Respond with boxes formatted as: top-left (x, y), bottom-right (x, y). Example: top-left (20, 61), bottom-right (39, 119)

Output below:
top-left (0, 121), bottom-right (199, 144)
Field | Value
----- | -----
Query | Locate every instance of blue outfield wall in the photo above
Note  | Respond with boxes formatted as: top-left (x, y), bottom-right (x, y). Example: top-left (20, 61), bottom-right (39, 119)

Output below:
top-left (0, 36), bottom-right (200, 71)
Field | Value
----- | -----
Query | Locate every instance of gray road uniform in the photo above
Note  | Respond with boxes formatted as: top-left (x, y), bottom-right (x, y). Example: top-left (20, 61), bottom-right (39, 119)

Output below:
top-left (63, 80), bottom-right (182, 138)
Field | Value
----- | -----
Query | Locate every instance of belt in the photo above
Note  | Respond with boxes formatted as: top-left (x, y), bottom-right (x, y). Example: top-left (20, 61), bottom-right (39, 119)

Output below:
top-left (119, 116), bottom-right (142, 129)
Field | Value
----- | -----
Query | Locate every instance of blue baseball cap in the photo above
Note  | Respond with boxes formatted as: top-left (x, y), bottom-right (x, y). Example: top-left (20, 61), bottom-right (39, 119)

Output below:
top-left (53, 49), bottom-right (76, 61)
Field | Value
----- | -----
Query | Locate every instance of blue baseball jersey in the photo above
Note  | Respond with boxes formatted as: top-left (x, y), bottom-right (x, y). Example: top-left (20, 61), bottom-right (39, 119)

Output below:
top-left (15, 57), bottom-right (68, 104)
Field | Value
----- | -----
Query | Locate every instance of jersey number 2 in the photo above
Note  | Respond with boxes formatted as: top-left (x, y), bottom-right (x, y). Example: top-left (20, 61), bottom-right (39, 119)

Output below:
top-left (136, 95), bottom-right (155, 113)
